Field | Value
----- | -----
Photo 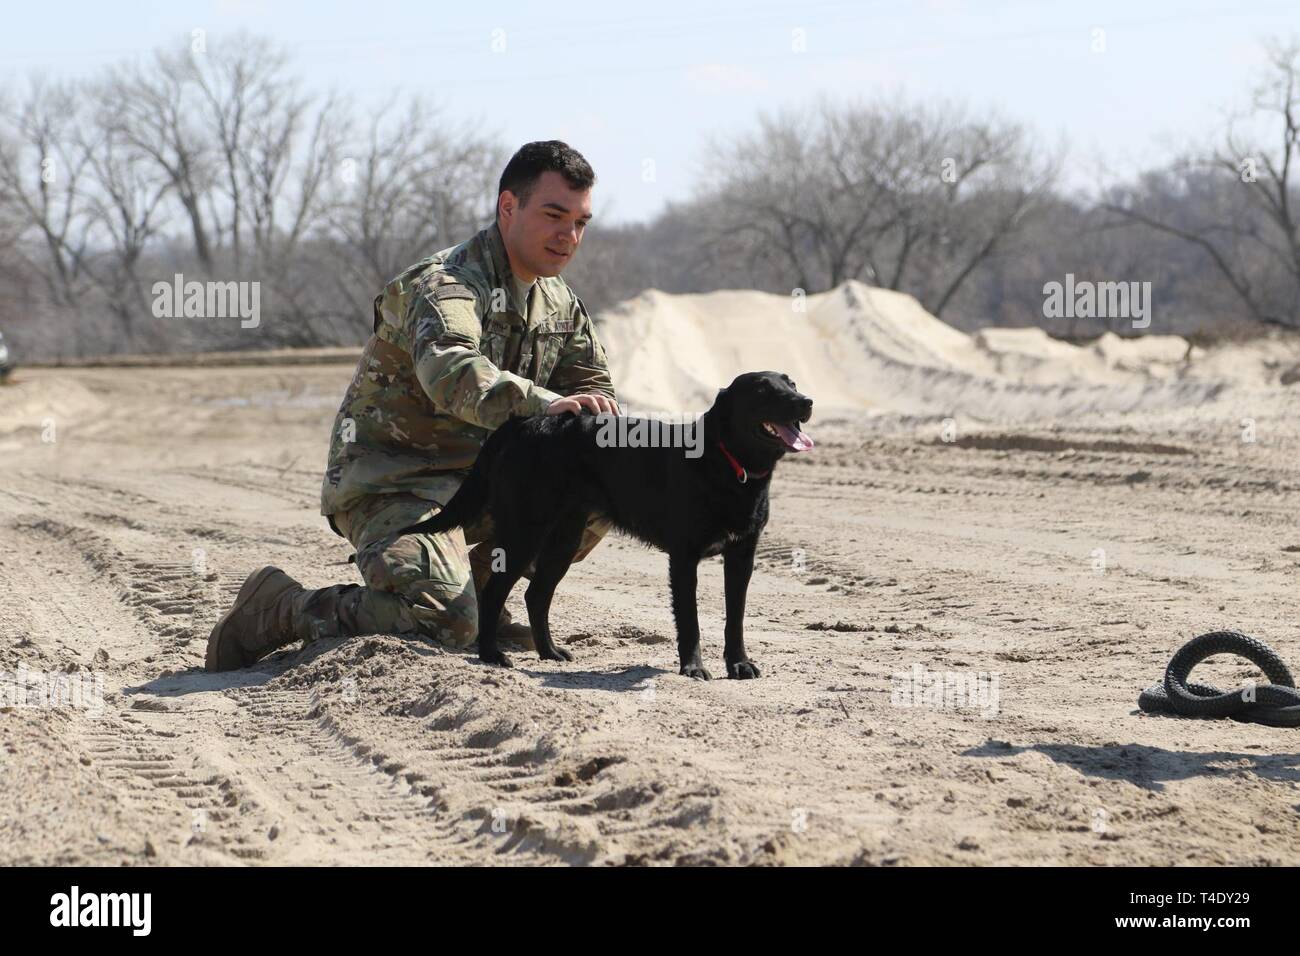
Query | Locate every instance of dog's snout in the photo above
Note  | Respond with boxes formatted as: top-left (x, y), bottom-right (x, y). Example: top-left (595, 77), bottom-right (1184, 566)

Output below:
top-left (797, 395), bottom-right (813, 421)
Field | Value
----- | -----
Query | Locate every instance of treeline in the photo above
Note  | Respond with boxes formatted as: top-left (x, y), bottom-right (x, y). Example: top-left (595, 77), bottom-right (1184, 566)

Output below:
top-left (1, 32), bottom-right (1297, 362)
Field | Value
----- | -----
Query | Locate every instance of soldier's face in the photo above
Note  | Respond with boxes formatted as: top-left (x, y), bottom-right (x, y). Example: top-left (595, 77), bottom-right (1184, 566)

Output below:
top-left (499, 171), bottom-right (593, 280)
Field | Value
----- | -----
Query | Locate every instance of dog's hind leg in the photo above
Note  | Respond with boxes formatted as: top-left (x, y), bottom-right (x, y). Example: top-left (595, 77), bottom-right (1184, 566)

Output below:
top-left (476, 527), bottom-right (544, 668)
top-left (669, 553), bottom-right (710, 680)
top-left (523, 510), bottom-right (588, 663)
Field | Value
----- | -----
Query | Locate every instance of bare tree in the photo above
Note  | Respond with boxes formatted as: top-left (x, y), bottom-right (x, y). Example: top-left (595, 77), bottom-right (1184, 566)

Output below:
top-left (0, 79), bottom-right (95, 306)
top-left (186, 33), bottom-right (345, 273)
top-left (322, 100), bottom-right (502, 320)
top-left (77, 101), bottom-right (172, 340)
top-left (1102, 38), bottom-right (1300, 329)
top-left (104, 50), bottom-right (218, 269)
top-left (699, 99), bottom-right (1056, 315)
top-left (190, 34), bottom-right (280, 269)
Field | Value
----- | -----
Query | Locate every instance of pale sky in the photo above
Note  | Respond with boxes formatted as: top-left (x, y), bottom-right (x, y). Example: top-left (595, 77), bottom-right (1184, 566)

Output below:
top-left (3, 0), bottom-right (1297, 223)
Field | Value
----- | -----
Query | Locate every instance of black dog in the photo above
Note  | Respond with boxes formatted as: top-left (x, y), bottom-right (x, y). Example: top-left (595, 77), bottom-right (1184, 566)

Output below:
top-left (406, 371), bottom-right (814, 678)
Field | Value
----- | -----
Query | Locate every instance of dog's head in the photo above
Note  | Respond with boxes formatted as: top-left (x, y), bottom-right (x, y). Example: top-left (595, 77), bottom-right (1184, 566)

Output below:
top-left (709, 371), bottom-right (814, 467)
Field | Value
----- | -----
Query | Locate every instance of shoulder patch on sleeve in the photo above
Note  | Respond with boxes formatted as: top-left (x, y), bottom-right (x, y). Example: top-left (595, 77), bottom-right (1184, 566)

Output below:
top-left (430, 294), bottom-right (483, 341)
top-left (432, 281), bottom-right (475, 303)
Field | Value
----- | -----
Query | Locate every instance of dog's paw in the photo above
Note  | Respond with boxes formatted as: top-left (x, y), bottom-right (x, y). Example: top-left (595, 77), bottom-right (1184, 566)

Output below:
top-left (726, 659), bottom-right (761, 680)
top-left (480, 648), bottom-right (514, 668)
top-left (679, 664), bottom-right (712, 681)
top-left (538, 646), bottom-right (573, 662)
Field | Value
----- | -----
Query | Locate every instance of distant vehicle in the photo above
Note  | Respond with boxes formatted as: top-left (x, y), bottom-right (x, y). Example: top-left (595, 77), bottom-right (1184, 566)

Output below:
top-left (0, 331), bottom-right (12, 382)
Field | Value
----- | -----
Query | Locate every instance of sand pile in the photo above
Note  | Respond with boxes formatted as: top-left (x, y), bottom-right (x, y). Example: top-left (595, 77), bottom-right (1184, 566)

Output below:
top-left (595, 281), bottom-right (1291, 423)
top-left (971, 328), bottom-right (1195, 383)
top-left (0, 376), bottom-right (107, 436)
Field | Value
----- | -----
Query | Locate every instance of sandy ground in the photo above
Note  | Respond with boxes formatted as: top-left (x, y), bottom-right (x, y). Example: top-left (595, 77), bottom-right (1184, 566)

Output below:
top-left (4, 316), bottom-right (1300, 865)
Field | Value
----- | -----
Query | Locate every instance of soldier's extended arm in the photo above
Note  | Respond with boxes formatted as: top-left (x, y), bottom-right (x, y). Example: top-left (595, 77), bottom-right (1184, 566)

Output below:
top-left (409, 280), bottom-right (560, 429)
top-left (545, 295), bottom-right (618, 403)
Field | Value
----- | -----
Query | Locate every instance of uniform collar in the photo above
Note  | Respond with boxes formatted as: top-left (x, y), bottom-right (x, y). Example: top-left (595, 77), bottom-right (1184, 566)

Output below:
top-left (484, 221), bottom-right (553, 323)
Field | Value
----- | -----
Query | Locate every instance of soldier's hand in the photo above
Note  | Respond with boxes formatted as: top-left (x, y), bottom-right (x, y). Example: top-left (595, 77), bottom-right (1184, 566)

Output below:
top-left (546, 393), bottom-right (619, 417)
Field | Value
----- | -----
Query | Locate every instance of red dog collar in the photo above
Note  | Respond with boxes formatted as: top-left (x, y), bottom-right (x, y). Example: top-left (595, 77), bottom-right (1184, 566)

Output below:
top-left (718, 441), bottom-right (770, 484)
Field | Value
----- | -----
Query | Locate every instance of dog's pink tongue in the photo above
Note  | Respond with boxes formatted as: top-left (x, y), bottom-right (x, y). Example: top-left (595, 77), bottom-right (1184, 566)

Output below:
top-left (773, 423), bottom-right (814, 452)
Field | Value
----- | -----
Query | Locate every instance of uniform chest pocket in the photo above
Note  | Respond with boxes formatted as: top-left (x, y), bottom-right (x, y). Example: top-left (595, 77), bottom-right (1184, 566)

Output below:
top-left (530, 330), bottom-right (569, 386)
top-left (481, 317), bottom-right (516, 369)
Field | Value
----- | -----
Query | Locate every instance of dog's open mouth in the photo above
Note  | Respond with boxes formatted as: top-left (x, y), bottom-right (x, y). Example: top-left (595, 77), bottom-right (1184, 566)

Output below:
top-left (761, 420), bottom-right (814, 452)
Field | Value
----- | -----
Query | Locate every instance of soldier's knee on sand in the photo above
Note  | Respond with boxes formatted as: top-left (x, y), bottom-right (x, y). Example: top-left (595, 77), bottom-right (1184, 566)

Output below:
top-left (359, 584), bottom-right (478, 650)
top-left (401, 585), bottom-right (478, 650)
top-left (350, 521), bottom-right (479, 650)
top-left (408, 582), bottom-right (478, 650)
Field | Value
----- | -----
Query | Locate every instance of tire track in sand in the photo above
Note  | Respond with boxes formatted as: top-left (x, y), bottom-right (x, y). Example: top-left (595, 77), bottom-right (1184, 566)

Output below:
top-left (1, 507), bottom-right (456, 863)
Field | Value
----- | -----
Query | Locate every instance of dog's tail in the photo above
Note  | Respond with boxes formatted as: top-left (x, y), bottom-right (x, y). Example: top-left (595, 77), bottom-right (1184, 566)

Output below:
top-left (402, 458), bottom-right (490, 537)
top-left (400, 418), bottom-right (520, 536)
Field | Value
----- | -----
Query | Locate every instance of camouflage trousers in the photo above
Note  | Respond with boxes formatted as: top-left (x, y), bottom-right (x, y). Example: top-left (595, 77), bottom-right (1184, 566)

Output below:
top-left (311, 493), bottom-right (610, 649)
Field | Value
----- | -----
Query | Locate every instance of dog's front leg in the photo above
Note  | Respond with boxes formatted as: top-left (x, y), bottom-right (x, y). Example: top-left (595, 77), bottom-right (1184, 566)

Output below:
top-left (723, 536), bottom-right (760, 679)
top-left (669, 553), bottom-right (709, 680)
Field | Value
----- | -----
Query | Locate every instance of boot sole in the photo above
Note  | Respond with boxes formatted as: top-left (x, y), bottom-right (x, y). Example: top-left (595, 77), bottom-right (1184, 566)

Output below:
top-left (205, 566), bottom-right (284, 672)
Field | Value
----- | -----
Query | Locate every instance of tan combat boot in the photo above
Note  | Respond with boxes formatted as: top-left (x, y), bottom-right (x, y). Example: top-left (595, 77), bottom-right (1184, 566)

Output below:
top-left (205, 566), bottom-right (315, 672)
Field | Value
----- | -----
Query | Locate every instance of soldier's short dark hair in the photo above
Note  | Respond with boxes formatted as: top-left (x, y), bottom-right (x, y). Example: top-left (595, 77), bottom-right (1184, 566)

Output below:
top-left (498, 141), bottom-right (595, 208)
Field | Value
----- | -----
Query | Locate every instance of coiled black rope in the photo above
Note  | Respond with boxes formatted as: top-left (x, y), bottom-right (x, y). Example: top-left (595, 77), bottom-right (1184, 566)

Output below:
top-left (1138, 630), bottom-right (1300, 727)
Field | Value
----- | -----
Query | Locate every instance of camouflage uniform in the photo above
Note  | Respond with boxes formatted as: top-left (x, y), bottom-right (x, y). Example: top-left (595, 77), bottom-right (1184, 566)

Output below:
top-left (307, 221), bottom-right (617, 649)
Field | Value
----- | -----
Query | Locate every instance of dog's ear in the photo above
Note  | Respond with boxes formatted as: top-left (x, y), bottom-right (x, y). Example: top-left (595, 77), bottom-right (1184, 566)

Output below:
top-left (711, 387), bottom-right (732, 420)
